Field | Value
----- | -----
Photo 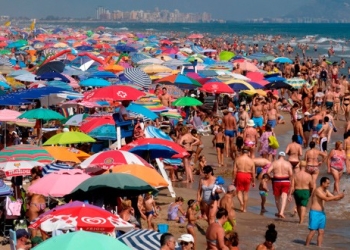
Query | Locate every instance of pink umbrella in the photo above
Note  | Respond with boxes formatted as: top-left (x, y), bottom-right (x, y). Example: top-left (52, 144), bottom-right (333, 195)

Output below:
top-left (234, 61), bottom-right (259, 72)
top-left (186, 72), bottom-right (210, 85)
top-left (62, 74), bottom-right (80, 88)
top-left (61, 99), bottom-right (102, 108)
top-left (246, 72), bottom-right (265, 81)
top-left (27, 169), bottom-right (90, 197)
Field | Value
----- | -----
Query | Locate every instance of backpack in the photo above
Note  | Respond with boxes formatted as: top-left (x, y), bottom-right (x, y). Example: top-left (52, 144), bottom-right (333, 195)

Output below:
top-left (268, 133), bottom-right (279, 149)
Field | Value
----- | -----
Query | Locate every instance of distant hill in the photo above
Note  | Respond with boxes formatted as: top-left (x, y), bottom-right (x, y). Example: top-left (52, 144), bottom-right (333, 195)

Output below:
top-left (283, 0), bottom-right (350, 20)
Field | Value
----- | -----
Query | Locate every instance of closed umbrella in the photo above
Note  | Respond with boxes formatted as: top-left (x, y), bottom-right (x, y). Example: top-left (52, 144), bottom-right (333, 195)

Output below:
top-left (43, 131), bottom-right (96, 145)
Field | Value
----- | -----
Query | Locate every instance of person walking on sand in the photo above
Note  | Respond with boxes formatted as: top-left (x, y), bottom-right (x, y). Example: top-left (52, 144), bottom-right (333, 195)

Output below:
top-left (304, 141), bottom-right (327, 187)
top-left (242, 119), bottom-right (258, 158)
top-left (259, 174), bottom-right (270, 214)
top-left (289, 161), bottom-right (314, 224)
top-left (267, 152), bottom-right (293, 219)
top-left (143, 192), bottom-right (158, 230)
top-left (222, 108), bottom-right (237, 159)
top-left (305, 177), bottom-right (345, 247)
top-left (327, 141), bottom-right (346, 195)
top-left (232, 146), bottom-right (255, 213)
top-left (219, 185), bottom-right (237, 232)
top-left (206, 208), bottom-right (229, 250)
top-left (214, 127), bottom-right (225, 167)
top-left (285, 134), bottom-right (303, 171)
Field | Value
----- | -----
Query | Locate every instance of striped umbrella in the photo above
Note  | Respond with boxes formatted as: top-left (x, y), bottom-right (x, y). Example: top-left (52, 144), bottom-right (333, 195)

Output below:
top-left (122, 68), bottom-right (152, 89)
top-left (118, 229), bottom-right (168, 250)
top-left (286, 77), bottom-right (310, 89)
top-left (0, 145), bottom-right (54, 163)
top-left (42, 162), bottom-right (73, 176)
top-left (144, 126), bottom-right (172, 141)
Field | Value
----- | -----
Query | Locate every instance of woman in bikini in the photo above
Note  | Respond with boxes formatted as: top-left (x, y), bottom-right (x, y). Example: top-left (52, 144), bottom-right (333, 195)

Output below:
top-left (328, 141), bottom-right (346, 194)
top-left (186, 199), bottom-right (199, 250)
top-left (342, 93), bottom-right (350, 122)
top-left (304, 141), bottom-right (327, 187)
top-left (344, 132), bottom-right (350, 174)
top-left (179, 126), bottom-right (200, 183)
top-left (285, 134), bottom-right (303, 171)
top-left (191, 129), bottom-right (204, 165)
top-left (26, 166), bottom-right (46, 238)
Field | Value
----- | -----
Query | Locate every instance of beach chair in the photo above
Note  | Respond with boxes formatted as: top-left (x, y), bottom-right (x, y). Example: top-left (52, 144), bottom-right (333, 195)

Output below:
top-left (9, 229), bottom-right (16, 250)
top-left (192, 116), bottom-right (211, 136)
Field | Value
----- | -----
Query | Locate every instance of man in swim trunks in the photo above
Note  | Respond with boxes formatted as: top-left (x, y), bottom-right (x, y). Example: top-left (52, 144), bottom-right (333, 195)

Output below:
top-left (242, 119), bottom-right (258, 158)
top-left (318, 116), bottom-right (332, 152)
top-left (267, 152), bottom-right (293, 219)
top-left (285, 135), bottom-right (303, 170)
top-left (324, 87), bottom-right (334, 109)
top-left (237, 104), bottom-right (249, 136)
top-left (289, 161), bottom-right (314, 224)
top-left (232, 146), bottom-right (255, 213)
top-left (222, 107), bottom-right (237, 158)
top-left (266, 102), bottom-right (278, 129)
top-left (293, 114), bottom-right (305, 146)
top-left (305, 177), bottom-right (344, 247)
top-left (251, 97), bottom-right (264, 129)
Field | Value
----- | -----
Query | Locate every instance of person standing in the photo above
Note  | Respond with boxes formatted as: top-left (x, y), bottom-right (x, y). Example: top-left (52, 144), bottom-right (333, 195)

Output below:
top-left (219, 185), bottom-right (237, 232)
top-left (327, 141), bottom-right (346, 195)
top-left (267, 152), bottom-right (293, 219)
top-left (232, 146), bottom-right (255, 212)
top-left (242, 120), bottom-right (258, 158)
top-left (205, 208), bottom-right (229, 250)
top-left (237, 104), bottom-right (249, 136)
top-left (289, 161), bottom-right (314, 224)
top-left (285, 135), bottom-right (303, 170)
top-left (222, 108), bottom-right (237, 159)
top-left (305, 177), bottom-right (345, 247)
top-left (159, 87), bottom-right (172, 107)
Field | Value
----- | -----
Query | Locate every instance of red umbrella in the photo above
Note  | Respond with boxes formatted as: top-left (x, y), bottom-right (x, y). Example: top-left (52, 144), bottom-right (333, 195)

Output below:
top-left (121, 138), bottom-right (189, 158)
top-left (84, 85), bottom-right (145, 102)
top-left (29, 203), bottom-right (133, 233)
top-left (80, 116), bottom-right (115, 133)
top-left (201, 81), bottom-right (234, 94)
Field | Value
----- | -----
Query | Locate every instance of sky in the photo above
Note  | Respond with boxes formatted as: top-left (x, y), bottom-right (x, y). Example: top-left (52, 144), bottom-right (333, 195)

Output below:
top-left (0, 0), bottom-right (307, 20)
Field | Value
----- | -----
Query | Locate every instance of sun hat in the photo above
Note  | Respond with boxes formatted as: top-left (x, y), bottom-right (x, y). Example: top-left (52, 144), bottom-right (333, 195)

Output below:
top-left (247, 119), bottom-right (255, 127)
top-left (178, 234), bottom-right (194, 243)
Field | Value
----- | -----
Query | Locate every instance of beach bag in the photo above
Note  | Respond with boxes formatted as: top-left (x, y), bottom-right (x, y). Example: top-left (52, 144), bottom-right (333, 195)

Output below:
top-left (268, 133), bottom-right (279, 149)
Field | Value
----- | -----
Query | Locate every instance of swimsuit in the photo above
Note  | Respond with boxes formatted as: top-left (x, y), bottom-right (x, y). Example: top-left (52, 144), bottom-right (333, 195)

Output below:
top-left (186, 223), bottom-right (195, 230)
top-left (259, 191), bottom-right (268, 197)
top-left (293, 189), bottom-right (310, 207)
top-left (289, 161), bottom-right (300, 168)
top-left (296, 135), bottom-right (303, 145)
top-left (325, 101), bottom-right (334, 109)
top-left (267, 119), bottom-right (277, 128)
top-left (215, 143), bottom-right (224, 150)
top-left (202, 183), bottom-right (215, 205)
top-left (309, 210), bottom-right (326, 230)
top-left (167, 203), bottom-right (180, 221)
top-left (272, 177), bottom-right (290, 197)
top-left (244, 140), bottom-right (255, 148)
top-left (235, 172), bottom-right (252, 192)
top-left (330, 153), bottom-right (346, 172)
top-left (320, 137), bottom-right (328, 152)
top-left (306, 165), bottom-right (319, 174)
top-left (224, 130), bottom-right (236, 138)
top-left (145, 210), bottom-right (155, 217)
top-left (252, 116), bottom-right (263, 128)
top-left (29, 202), bottom-right (46, 212)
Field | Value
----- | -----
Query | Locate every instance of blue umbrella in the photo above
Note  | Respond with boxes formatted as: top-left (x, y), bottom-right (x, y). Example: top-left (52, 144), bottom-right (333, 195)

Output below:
top-left (121, 68), bottom-right (152, 89)
top-left (266, 76), bottom-right (287, 83)
top-left (0, 81), bottom-right (10, 89)
top-left (130, 53), bottom-right (151, 64)
top-left (88, 124), bottom-right (116, 140)
top-left (144, 126), bottom-right (172, 141)
top-left (89, 71), bottom-right (117, 79)
top-left (46, 81), bottom-right (73, 91)
top-left (115, 45), bottom-right (137, 53)
top-left (126, 103), bottom-right (158, 120)
top-left (80, 78), bottom-right (111, 87)
top-left (126, 144), bottom-right (178, 159)
top-left (75, 45), bottom-right (94, 51)
top-left (8, 69), bottom-right (29, 77)
top-left (273, 57), bottom-right (293, 64)
top-left (42, 162), bottom-right (73, 176)
top-left (35, 72), bottom-right (70, 83)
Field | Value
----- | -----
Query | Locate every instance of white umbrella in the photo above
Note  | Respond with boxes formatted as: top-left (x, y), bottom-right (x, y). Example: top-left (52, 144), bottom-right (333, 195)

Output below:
top-left (14, 73), bottom-right (37, 82)
top-left (64, 114), bottom-right (87, 126)
top-left (137, 58), bottom-right (163, 65)
top-left (0, 161), bottom-right (44, 177)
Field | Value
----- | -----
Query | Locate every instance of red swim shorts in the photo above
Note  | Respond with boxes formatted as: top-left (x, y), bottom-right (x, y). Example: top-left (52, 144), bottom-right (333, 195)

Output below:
top-left (272, 177), bottom-right (290, 197)
top-left (235, 172), bottom-right (252, 192)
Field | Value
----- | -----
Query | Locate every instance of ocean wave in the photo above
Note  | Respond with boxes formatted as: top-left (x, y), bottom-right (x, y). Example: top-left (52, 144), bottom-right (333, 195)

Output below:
top-left (314, 37), bottom-right (346, 44)
top-left (118, 27), bottom-right (129, 31)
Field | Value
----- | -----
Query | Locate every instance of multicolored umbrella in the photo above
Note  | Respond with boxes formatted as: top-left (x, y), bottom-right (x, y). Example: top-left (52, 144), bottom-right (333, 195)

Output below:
top-left (0, 161), bottom-right (44, 177)
top-left (29, 203), bottom-right (134, 233)
top-left (157, 74), bottom-right (201, 89)
top-left (0, 145), bottom-right (54, 163)
top-left (104, 164), bottom-right (168, 188)
top-left (80, 150), bottom-right (152, 170)
top-left (28, 169), bottom-right (90, 197)
top-left (42, 162), bottom-right (73, 176)
top-left (43, 131), bottom-right (96, 145)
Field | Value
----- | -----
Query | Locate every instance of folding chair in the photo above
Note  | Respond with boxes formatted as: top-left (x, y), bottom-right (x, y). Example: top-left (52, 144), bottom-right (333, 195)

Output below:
top-left (192, 116), bottom-right (211, 136)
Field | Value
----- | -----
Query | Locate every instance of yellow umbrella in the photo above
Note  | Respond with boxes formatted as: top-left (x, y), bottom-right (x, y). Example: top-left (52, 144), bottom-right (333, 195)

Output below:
top-left (104, 164), bottom-right (169, 188)
top-left (241, 89), bottom-right (267, 96)
top-left (140, 64), bottom-right (173, 74)
top-left (218, 76), bottom-right (255, 91)
top-left (6, 77), bottom-right (26, 89)
top-left (53, 42), bottom-right (69, 48)
top-left (44, 146), bottom-right (90, 163)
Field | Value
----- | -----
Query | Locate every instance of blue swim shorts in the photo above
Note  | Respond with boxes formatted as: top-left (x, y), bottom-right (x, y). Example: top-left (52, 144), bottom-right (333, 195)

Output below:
top-left (309, 210), bottom-right (326, 230)
top-left (252, 116), bottom-right (263, 128)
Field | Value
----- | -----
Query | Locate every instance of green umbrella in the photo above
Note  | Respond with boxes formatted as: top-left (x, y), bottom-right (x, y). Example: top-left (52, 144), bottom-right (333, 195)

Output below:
top-left (18, 108), bottom-right (65, 121)
top-left (67, 173), bottom-right (158, 200)
top-left (172, 96), bottom-right (203, 107)
top-left (32, 231), bottom-right (131, 250)
top-left (43, 131), bottom-right (96, 145)
top-left (219, 51), bottom-right (235, 61)
top-left (0, 49), bottom-right (11, 55)
top-left (160, 112), bottom-right (182, 119)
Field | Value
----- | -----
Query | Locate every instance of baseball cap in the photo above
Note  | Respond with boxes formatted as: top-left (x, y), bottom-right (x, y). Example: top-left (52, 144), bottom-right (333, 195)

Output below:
top-left (227, 185), bottom-right (236, 192)
top-left (16, 229), bottom-right (29, 239)
top-left (279, 151), bottom-right (286, 157)
top-left (178, 234), bottom-right (194, 243)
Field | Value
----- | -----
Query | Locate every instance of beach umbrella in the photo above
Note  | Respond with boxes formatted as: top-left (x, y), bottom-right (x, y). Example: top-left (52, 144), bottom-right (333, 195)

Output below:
top-left (43, 146), bottom-right (90, 163)
top-left (29, 204), bottom-right (134, 234)
top-left (144, 126), bottom-right (172, 141)
top-left (137, 58), bottom-right (163, 65)
top-left (35, 72), bottom-right (70, 82)
top-left (265, 76), bottom-right (287, 83)
top-left (64, 113), bottom-right (89, 126)
top-left (121, 138), bottom-right (188, 159)
top-left (33, 231), bottom-right (132, 250)
top-left (36, 61), bottom-right (65, 75)
top-left (233, 61), bottom-right (259, 72)
top-left (0, 109), bottom-right (22, 122)
top-left (0, 145), bottom-right (54, 163)
top-left (201, 81), bottom-right (234, 94)
top-left (172, 96), bottom-right (203, 107)
top-left (80, 78), bottom-right (111, 87)
top-left (28, 169), bottom-right (90, 197)
top-left (0, 65), bottom-right (12, 74)
top-left (18, 107), bottom-right (65, 120)
top-left (126, 103), bottom-right (158, 120)
top-left (0, 161), bottom-right (44, 177)
top-left (104, 64), bottom-right (125, 73)
top-left (162, 59), bottom-right (186, 67)
top-left (140, 64), bottom-right (173, 74)
top-left (8, 69), bottom-right (29, 77)
top-left (42, 162), bottom-right (73, 176)
top-left (43, 131), bottom-right (96, 146)
top-left (104, 164), bottom-right (168, 188)
top-left (121, 68), bottom-right (152, 89)
top-left (286, 77), bottom-right (309, 89)
top-left (160, 111), bottom-right (182, 119)
top-left (84, 85), bottom-right (145, 102)
top-left (80, 116), bottom-right (114, 133)
top-left (14, 73), bottom-right (37, 82)
top-left (87, 124), bottom-right (117, 140)
top-left (89, 71), bottom-right (117, 79)
top-left (67, 173), bottom-right (158, 199)
top-left (219, 51), bottom-right (235, 61)
top-left (264, 82), bottom-right (293, 90)
top-left (157, 74), bottom-right (201, 89)
top-left (273, 57), bottom-right (293, 64)
top-left (80, 150), bottom-right (152, 170)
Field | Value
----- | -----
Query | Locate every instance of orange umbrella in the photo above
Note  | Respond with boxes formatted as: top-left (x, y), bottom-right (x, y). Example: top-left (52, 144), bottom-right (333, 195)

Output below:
top-left (104, 64), bottom-right (124, 73)
top-left (104, 164), bottom-right (169, 188)
top-left (44, 146), bottom-right (90, 163)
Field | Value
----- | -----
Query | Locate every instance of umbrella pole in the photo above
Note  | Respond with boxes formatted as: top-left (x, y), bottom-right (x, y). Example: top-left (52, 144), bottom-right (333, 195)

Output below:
top-left (4, 122), bottom-right (6, 148)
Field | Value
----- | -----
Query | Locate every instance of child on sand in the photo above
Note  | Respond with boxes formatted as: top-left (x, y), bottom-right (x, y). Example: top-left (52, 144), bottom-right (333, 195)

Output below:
top-left (143, 192), bottom-right (158, 230)
top-left (214, 127), bottom-right (225, 167)
top-left (198, 155), bottom-right (207, 175)
top-left (186, 199), bottom-right (199, 250)
top-left (259, 174), bottom-right (270, 213)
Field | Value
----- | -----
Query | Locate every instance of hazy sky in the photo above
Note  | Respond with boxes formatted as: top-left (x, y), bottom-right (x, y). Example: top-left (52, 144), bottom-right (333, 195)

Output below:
top-left (1, 0), bottom-right (307, 20)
